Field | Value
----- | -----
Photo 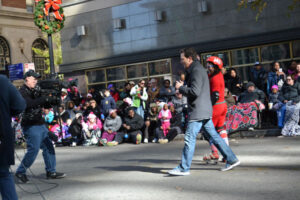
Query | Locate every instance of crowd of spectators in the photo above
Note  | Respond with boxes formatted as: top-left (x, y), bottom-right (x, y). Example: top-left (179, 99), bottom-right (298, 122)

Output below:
top-left (13, 60), bottom-right (300, 147)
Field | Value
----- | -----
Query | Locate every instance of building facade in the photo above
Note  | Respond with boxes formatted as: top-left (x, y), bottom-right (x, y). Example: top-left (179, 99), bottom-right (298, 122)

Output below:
top-left (0, 0), bottom-right (48, 83)
top-left (60, 0), bottom-right (300, 93)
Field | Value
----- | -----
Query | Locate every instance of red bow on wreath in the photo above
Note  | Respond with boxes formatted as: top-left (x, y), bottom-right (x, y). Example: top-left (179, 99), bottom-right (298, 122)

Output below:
top-left (35, 0), bottom-right (63, 21)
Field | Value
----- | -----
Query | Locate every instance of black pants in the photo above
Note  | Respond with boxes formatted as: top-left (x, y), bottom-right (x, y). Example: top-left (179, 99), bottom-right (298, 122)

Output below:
top-left (155, 126), bottom-right (181, 141)
top-left (115, 130), bottom-right (142, 144)
top-left (144, 121), bottom-right (157, 141)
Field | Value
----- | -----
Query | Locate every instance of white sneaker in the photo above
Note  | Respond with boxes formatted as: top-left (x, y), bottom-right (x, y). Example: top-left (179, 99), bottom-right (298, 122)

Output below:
top-left (220, 160), bottom-right (241, 172)
top-left (152, 138), bottom-right (158, 143)
top-left (144, 138), bottom-right (148, 143)
top-left (71, 142), bottom-right (77, 147)
top-left (168, 168), bottom-right (190, 176)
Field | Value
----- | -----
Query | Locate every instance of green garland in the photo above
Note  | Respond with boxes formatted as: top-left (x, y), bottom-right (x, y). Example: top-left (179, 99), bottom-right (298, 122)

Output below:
top-left (34, 0), bottom-right (65, 34)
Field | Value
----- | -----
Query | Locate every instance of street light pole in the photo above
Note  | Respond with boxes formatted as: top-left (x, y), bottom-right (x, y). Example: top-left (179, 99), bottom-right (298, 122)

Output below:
top-left (46, 15), bottom-right (55, 78)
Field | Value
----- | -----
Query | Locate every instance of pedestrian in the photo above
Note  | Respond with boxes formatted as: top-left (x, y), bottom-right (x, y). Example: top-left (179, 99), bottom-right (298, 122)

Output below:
top-left (168, 48), bottom-right (240, 176)
top-left (203, 56), bottom-right (229, 163)
top-left (15, 70), bottom-right (66, 183)
top-left (0, 75), bottom-right (26, 200)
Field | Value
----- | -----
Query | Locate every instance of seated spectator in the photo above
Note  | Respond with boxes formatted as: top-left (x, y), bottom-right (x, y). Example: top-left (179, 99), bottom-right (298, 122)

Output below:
top-left (286, 60), bottom-right (297, 76)
top-left (147, 78), bottom-right (160, 103)
top-left (277, 75), bottom-right (300, 128)
top-left (239, 82), bottom-right (265, 103)
top-left (119, 82), bottom-right (131, 100)
top-left (82, 113), bottom-right (102, 146)
top-left (66, 101), bottom-right (76, 120)
top-left (68, 113), bottom-right (84, 147)
top-left (58, 105), bottom-right (70, 123)
top-left (171, 91), bottom-right (188, 126)
top-left (100, 89), bottom-right (116, 117)
top-left (292, 62), bottom-right (300, 81)
top-left (108, 83), bottom-right (119, 102)
top-left (68, 85), bottom-right (82, 106)
top-left (88, 99), bottom-right (102, 120)
top-left (226, 68), bottom-right (242, 96)
top-left (110, 108), bottom-right (144, 146)
top-left (155, 103), bottom-right (181, 144)
top-left (269, 85), bottom-right (280, 105)
top-left (226, 82), bottom-right (266, 133)
top-left (118, 97), bottom-right (132, 119)
top-left (43, 108), bottom-right (54, 125)
top-left (159, 79), bottom-right (176, 102)
top-left (144, 103), bottom-right (159, 143)
top-left (90, 87), bottom-right (102, 105)
top-left (100, 109), bottom-right (122, 146)
top-left (249, 62), bottom-right (267, 92)
top-left (61, 88), bottom-right (70, 106)
top-left (267, 61), bottom-right (285, 94)
top-left (130, 79), bottom-right (148, 119)
top-left (224, 88), bottom-right (236, 108)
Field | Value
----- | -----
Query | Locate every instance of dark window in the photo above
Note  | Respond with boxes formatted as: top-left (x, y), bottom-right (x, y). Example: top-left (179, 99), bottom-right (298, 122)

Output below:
top-left (32, 39), bottom-right (48, 79)
top-left (261, 43), bottom-right (290, 61)
top-left (0, 36), bottom-right (11, 71)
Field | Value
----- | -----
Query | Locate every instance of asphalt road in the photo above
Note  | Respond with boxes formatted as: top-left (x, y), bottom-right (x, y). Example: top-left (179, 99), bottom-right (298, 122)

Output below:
top-left (11, 137), bottom-right (300, 200)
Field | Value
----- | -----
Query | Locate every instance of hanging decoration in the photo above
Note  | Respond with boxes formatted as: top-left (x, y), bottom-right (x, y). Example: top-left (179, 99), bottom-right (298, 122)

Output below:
top-left (34, 0), bottom-right (65, 34)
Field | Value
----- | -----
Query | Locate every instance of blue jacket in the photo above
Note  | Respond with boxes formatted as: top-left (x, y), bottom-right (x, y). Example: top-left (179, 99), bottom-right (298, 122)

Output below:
top-left (100, 96), bottom-right (116, 116)
top-left (0, 75), bottom-right (26, 165)
top-left (267, 71), bottom-right (284, 94)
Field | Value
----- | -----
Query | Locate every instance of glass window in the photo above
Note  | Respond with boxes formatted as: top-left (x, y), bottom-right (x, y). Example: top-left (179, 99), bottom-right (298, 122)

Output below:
top-left (293, 40), bottom-right (300, 58)
top-left (127, 64), bottom-right (148, 79)
top-left (231, 48), bottom-right (259, 65)
top-left (106, 67), bottom-right (125, 81)
top-left (32, 39), bottom-right (48, 79)
top-left (202, 52), bottom-right (229, 67)
top-left (0, 36), bottom-right (10, 70)
top-left (88, 84), bottom-right (106, 91)
top-left (261, 43), bottom-right (290, 61)
top-left (87, 69), bottom-right (105, 83)
top-left (149, 60), bottom-right (171, 76)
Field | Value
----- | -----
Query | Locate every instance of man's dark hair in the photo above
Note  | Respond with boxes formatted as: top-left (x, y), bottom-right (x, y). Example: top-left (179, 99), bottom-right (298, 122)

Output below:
top-left (180, 48), bottom-right (197, 61)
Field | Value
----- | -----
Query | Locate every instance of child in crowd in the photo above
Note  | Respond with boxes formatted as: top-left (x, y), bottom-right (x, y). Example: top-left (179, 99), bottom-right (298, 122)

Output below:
top-left (100, 89), bottom-right (117, 118)
top-left (158, 103), bottom-right (172, 138)
top-left (82, 113), bottom-right (103, 146)
top-left (269, 85), bottom-right (280, 106)
top-left (100, 109), bottom-right (122, 146)
top-left (43, 108), bottom-right (54, 125)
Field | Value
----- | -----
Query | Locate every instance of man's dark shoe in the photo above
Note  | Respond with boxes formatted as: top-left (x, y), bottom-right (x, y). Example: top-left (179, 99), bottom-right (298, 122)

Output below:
top-left (46, 172), bottom-right (66, 179)
top-left (15, 173), bottom-right (29, 183)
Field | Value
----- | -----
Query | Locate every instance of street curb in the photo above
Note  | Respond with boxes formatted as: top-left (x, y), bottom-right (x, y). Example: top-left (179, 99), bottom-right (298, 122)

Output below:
top-left (173, 128), bottom-right (281, 141)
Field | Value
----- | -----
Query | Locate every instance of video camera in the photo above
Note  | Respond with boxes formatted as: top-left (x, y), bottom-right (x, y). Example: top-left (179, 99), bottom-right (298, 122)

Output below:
top-left (38, 75), bottom-right (78, 106)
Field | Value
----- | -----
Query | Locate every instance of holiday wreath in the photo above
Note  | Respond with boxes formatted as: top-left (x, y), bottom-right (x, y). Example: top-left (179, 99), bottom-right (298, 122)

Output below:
top-left (34, 0), bottom-right (65, 34)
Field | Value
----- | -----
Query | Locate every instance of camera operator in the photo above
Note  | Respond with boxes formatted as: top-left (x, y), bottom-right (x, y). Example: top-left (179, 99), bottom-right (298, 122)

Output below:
top-left (0, 75), bottom-right (26, 200)
top-left (15, 70), bottom-right (66, 183)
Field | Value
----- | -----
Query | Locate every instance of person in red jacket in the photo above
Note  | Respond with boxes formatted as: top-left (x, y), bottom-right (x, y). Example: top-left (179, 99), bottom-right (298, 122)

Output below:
top-left (203, 56), bottom-right (229, 162)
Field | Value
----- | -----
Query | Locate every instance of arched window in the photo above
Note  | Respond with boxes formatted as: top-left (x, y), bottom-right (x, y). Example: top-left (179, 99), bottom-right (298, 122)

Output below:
top-left (0, 36), bottom-right (11, 72)
top-left (32, 38), bottom-right (48, 79)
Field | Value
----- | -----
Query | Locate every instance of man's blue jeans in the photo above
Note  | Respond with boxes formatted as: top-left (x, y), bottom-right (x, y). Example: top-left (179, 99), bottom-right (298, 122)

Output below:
top-left (0, 165), bottom-right (18, 200)
top-left (179, 119), bottom-right (238, 172)
top-left (16, 125), bottom-right (56, 174)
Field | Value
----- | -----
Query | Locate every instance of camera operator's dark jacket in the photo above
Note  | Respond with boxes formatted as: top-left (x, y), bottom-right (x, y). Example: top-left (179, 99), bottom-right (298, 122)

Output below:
top-left (0, 75), bottom-right (26, 166)
top-left (19, 85), bottom-right (48, 127)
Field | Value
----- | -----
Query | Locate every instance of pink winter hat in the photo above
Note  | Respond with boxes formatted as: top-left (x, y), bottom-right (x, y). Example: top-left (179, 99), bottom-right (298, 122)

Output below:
top-left (271, 85), bottom-right (279, 90)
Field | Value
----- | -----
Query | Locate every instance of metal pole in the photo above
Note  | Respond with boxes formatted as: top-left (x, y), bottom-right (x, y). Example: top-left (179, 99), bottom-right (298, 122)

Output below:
top-left (46, 15), bottom-right (55, 78)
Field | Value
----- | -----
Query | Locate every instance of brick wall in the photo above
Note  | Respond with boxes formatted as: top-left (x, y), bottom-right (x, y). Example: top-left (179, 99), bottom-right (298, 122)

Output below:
top-left (2, 0), bottom-right (26, 9)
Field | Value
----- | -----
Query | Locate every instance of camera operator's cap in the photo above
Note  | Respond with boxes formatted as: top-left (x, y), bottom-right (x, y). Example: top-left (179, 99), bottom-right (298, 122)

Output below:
top-left (254, 61), bottom-right (261, 66)
top-left (23, 70), bottom-right (41, 79)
